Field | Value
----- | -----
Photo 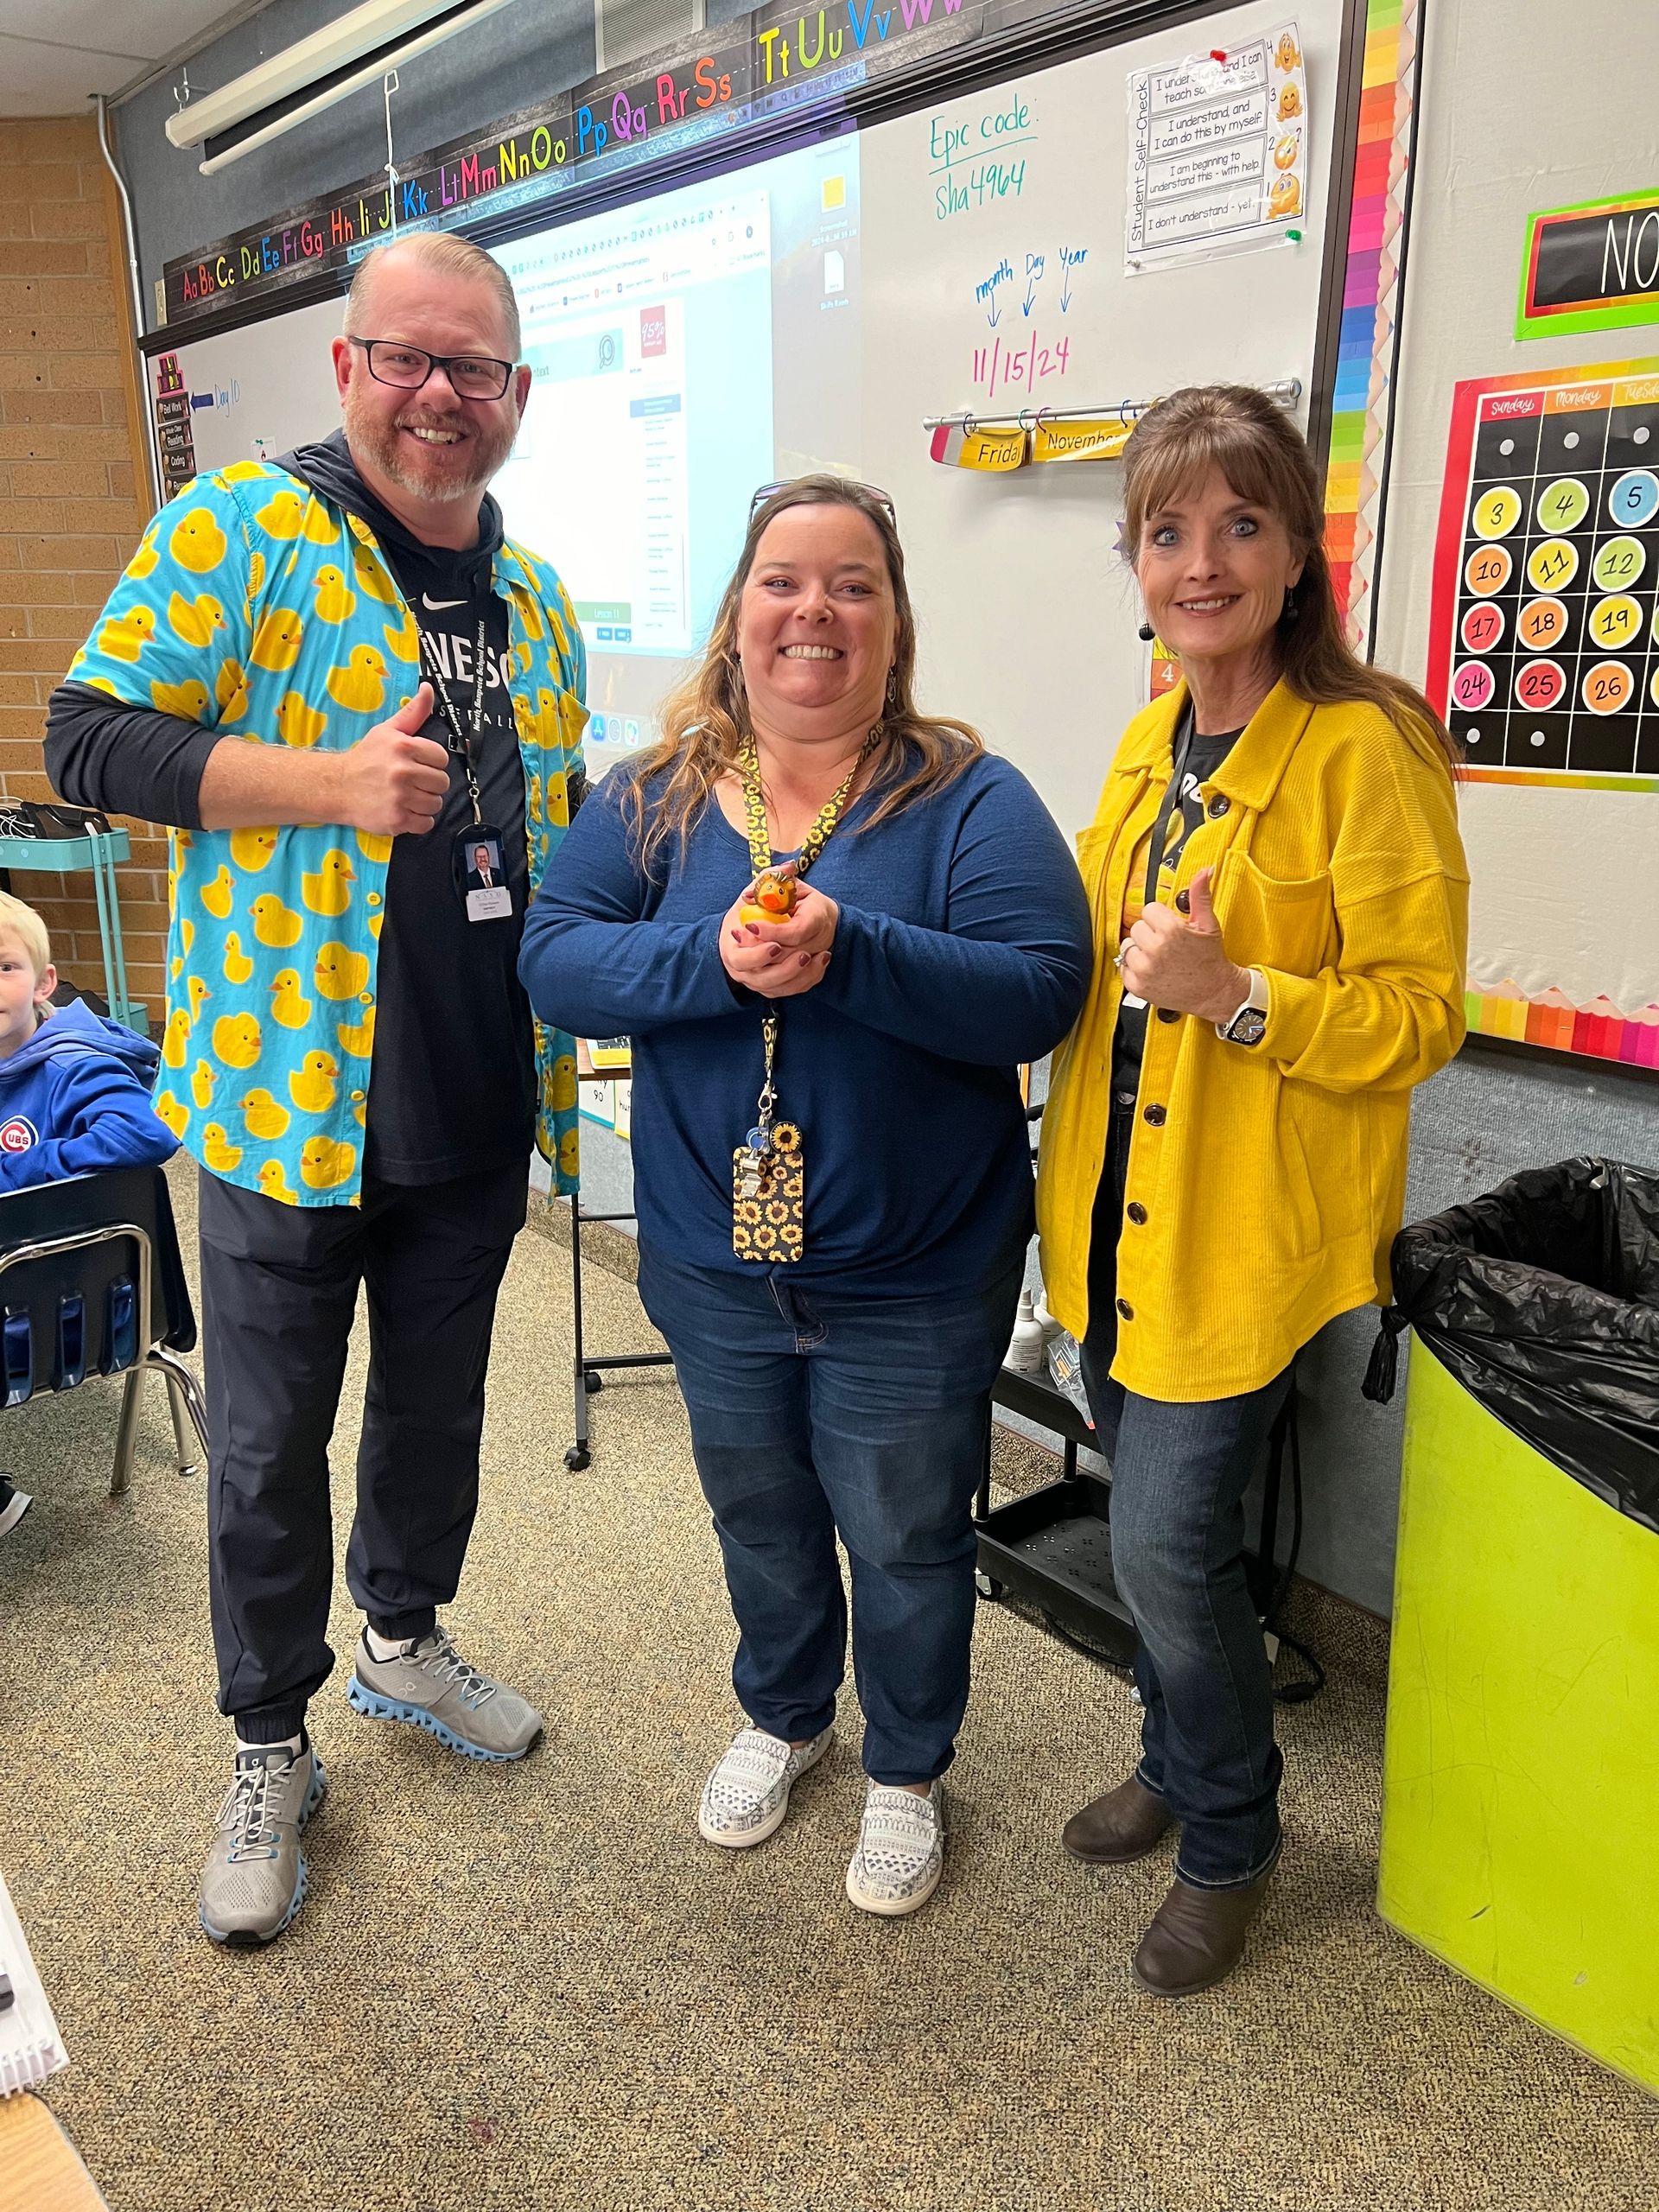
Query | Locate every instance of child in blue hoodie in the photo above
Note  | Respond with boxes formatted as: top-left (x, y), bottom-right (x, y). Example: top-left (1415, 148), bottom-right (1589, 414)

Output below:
top-left (0, 892), bottom-right (175, 1535)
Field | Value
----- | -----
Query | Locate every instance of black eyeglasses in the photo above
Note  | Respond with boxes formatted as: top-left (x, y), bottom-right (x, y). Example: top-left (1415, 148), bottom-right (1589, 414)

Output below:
top-left (348, 335), bottom-right (516, 402)
top-left (749, 479), bottom-right (897, 524)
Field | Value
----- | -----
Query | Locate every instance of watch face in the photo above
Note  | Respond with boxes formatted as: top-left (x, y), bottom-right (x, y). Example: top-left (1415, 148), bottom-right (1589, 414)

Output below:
top-left (1228, 1009), bottom-right (1268, 1047)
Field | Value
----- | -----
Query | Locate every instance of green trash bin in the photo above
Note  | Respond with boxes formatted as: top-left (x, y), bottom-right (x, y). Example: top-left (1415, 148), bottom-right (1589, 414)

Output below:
top-left (1370, 1158), bottom-right (1659, 2095)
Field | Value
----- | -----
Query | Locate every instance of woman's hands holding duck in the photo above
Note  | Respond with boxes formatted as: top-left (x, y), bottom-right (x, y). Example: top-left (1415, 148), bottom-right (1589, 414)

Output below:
top-left (719, 876), bottom-right (840, 1001)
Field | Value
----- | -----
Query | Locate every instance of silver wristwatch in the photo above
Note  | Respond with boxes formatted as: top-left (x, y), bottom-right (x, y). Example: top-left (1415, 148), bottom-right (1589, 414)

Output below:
top-left (1217, 969), bottom-right (1268, 1047)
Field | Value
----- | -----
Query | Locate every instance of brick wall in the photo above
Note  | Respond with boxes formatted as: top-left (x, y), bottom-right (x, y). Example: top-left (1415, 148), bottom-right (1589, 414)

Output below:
top-left (0, 115), bottom-right (165, 1022)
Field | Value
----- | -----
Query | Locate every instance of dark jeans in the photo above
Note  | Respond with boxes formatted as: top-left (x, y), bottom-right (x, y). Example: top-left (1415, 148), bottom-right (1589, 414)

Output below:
top-left (1079, 1102), bottom-right (1288, 1889)
top-left (638, 1245), bottom-right (1022, 1786)
top-left (199, 1160), bottom-right (527, 1742)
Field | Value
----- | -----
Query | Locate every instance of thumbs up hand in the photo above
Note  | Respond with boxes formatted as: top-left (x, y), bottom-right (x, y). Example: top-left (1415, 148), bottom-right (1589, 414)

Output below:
top-left (338, 681), bottom-right (452, 836)
top-left (1119, 866), bottom-right (1250, 1023)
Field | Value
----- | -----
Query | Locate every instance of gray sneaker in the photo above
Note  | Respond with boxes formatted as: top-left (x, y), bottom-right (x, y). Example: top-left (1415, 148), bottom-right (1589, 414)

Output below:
top-left (346, 1627), bottom-right (543, 1761)
top-left (199, 1741), bottom-right (327, 1948)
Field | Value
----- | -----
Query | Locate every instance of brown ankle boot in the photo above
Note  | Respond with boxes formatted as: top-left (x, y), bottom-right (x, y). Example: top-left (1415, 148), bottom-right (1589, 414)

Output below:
top-left (1131, 1869), bottom-right (1274, 1998)
top-left (1061, 1775), bottom-right (1174, 1865)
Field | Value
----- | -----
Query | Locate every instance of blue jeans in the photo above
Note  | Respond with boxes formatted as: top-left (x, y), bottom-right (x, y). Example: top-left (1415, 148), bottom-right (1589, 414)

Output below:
top-left (1080, 1104), bottom-right (1288, 1890)
top-left (638, 1246), bottom-right (1022, 1785)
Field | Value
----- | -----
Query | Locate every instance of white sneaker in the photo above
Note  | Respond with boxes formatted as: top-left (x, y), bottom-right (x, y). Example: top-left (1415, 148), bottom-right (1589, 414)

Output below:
top-left (698, 1726), bottom-right (832, 1848)
top-left (0, 1477), bottom-right (31, 1537)
top-left (846, 1781), bottom-right (945, 1916)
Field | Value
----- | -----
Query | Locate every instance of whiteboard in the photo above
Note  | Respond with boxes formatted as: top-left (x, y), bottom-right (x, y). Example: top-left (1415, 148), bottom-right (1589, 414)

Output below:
top-left (150, 297), bottom-right (340, 476)
top-left (862, 0), bottom-right (1340, 836)
top-left (144, 0), bottom-right (1343, 842)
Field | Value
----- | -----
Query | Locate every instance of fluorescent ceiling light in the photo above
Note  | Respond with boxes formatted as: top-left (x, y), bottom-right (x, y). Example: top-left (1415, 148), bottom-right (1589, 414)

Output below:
top-left (164, 0), bottom-right (490, 149)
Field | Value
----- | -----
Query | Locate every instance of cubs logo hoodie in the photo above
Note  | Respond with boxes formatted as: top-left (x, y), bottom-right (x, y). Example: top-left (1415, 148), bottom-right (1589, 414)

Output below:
top-left (0, 999), bottom-right (176, 1194)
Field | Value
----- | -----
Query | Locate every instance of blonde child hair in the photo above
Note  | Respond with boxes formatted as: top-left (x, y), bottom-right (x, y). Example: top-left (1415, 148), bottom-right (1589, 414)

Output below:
top-left (0, 891), bottom-right (53, 980)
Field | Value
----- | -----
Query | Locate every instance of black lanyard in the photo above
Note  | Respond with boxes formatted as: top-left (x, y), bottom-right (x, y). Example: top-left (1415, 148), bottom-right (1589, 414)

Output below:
top-left (1142, 702), bottom-right (1197, 916)
top-left (416, 620), bottom-right (488, 826)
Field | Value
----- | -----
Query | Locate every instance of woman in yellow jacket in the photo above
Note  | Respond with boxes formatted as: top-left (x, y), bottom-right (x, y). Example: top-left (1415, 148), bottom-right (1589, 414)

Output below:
top-left (1036, 385), bottom-right (1468, 1999)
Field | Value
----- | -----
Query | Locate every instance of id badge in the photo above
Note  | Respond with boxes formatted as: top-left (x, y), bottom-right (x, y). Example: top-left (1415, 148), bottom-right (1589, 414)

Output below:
top-left (732, 1122), bottom-right (805, 1263)
top-left (454, 825), bottom-right (512, 922)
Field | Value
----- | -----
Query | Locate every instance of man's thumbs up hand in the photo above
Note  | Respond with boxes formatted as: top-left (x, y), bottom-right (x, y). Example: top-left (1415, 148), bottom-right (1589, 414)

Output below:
top-left (338, 682), bottom-right (451, 836)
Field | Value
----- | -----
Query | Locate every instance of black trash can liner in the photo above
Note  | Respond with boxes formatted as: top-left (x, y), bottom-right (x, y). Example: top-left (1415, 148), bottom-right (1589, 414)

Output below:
top-left (1363, 1156), bottom-right (1659, 1531)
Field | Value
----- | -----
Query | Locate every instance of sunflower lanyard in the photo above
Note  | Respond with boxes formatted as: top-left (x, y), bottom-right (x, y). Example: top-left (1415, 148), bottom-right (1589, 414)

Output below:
top-left (730, 733), bottom-right (871, 1264)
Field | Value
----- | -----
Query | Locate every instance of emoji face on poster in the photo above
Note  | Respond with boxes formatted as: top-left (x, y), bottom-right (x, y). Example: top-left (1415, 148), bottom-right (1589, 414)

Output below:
top-left (1277, 80), bottom-right (1302, 120)
top-left (1274, 31), bottom-right (1301, 70)
top-left (1268, 175), bottom-right (1302, 220)
top-left (1273, 131), bottom-right (1300, 172)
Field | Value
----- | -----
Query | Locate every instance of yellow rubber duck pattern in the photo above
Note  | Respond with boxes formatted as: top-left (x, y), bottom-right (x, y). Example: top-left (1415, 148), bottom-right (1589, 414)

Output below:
top-left (73, 461), bottom-right (587, 1206)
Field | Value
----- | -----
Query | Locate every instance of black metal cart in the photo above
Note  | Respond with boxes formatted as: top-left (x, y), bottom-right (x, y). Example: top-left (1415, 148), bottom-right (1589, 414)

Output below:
top-left (563, 1053), bottom-right (674, 1471)
top-left (563, 1185), bottom-right (675, 1471)
top-left (976, 1351), bottom-right (1299, 1672)
top-left (976, 1361), bottom-right (1140, 1663)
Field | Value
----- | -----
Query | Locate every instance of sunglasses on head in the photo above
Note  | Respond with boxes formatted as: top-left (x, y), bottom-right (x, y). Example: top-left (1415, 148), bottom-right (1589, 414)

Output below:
top-left (749, 479), bottom-right (897, 524)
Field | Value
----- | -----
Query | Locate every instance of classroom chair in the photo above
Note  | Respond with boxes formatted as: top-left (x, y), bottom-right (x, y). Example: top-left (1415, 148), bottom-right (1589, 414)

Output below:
top-left (0, 1166), bottom-right (207, 1499)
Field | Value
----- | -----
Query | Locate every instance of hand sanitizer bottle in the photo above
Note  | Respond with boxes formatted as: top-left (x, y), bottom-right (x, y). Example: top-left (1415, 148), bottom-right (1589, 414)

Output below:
top-left (1007, 1288), bottom-right (1046, 1375)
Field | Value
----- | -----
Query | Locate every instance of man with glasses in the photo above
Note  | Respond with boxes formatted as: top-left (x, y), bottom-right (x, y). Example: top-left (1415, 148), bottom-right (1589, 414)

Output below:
top-left (46, 232), bottom-right (587, 1946)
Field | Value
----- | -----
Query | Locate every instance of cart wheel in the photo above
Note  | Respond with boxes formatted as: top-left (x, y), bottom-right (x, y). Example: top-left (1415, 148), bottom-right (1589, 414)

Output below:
top-left (564, 1446), bottom-right (590, 1472)
top-left (583, 1370), bottom-right (603, 1395)
top-left (975, 1570), bottom-right (1001, 1602)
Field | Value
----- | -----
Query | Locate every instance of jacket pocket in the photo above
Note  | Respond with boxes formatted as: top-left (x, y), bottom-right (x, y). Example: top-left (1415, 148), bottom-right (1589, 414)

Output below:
top-left (1276, 1081), bottom-right (1363, 1259)
top-left (1219, 853), bottom-right (1334, 976)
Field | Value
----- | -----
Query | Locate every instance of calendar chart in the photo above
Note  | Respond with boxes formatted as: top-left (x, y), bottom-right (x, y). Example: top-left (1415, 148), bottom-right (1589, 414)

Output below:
top-left (1429, 360), bottom-right (1659, 785)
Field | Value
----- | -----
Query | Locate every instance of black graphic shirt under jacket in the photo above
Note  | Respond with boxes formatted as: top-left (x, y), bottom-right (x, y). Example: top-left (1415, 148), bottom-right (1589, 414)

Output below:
top-left (1109, 716), bottom-right (1243, 1108)
top-left (280, 434), bottom-right (533, 1185)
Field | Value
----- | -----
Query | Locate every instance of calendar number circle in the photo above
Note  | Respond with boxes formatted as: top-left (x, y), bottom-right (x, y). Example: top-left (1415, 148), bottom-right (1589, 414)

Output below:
top-left (1535, 477), bottom-right (1589, 532)
top-left (1471, 486), bottom-right (1523, 540)
top-left (1581, 659), bottom-right (1635, 715)
top-left (1591, 534), bottom-right (1646, 591)
top-left (1451, 660), bottom-right (1496, 711)
top-left (1588, 594), bottom-right (1643, 648)
top-left (1517, 596), bottom-right (1567, 651)
top-left (1459, 601), bottom-right (1505, 653)
top-left (1526, 537), bottom-right (1579, 591)
top-left (1464, 545), bottom-right (1512, 597)
top-left (1514, 658), bottom-right (1566, 711)
top-left (1607, 468), bottom-right (1659, 526)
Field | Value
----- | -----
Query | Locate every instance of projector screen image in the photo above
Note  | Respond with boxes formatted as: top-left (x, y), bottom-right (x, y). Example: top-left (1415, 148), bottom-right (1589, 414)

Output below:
top-left (491, 136), bottom-right (861, 772)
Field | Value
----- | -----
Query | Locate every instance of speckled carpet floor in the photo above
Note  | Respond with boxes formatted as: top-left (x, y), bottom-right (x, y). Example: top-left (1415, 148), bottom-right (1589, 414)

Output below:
top-left (1, 1166), bottom-right (1654, 2211)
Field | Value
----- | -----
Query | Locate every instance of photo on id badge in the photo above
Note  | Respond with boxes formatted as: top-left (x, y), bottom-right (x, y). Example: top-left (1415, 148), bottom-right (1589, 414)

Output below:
top-left (455, 828), bottom-right (511, 920)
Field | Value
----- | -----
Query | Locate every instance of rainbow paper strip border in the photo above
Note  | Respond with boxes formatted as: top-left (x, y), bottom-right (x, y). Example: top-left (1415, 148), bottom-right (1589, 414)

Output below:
top-left (1323, 0), bottom-right (1419, 649)
top-left (1466, 986), bottom-right (1659, 1069)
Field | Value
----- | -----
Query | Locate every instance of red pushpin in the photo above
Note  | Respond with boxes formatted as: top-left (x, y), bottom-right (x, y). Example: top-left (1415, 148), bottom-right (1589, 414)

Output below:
top-left (1211, 48), bottom-right (1227, 61)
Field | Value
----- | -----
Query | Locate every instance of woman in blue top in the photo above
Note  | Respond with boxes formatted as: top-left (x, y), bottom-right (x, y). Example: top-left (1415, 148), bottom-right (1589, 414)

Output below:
top-left (520, 478), bottom-right (1090, 1915)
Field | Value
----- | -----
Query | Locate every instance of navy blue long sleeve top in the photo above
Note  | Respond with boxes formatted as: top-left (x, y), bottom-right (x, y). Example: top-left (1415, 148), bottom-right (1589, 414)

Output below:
top-left (518, 750), bottom-right (1092, 1294)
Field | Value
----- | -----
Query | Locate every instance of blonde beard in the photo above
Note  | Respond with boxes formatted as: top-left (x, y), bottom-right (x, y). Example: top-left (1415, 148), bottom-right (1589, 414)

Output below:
top-left (344, 388), bottom-right (516, 505)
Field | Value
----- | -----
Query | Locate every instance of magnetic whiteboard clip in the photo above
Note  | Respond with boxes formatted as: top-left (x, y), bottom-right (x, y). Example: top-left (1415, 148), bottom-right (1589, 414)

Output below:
top-left (1210, 48), bottom-right (1227, 60)
top-left (1016, 408), bottom-right (1034, 433)
top-left (1285, 228), bottom-right (1303, 245)
top-left (1033, 407), bottom-right (1053, 431)
top-left (963, 413), bottom-right (977, 437)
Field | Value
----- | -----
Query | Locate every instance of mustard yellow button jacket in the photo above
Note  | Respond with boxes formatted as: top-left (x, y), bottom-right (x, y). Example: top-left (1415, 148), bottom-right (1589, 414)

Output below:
top-left (1036, 680), bottom-right (1470, 1402)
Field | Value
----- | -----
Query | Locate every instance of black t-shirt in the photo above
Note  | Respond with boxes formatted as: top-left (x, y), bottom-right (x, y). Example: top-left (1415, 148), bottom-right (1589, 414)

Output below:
top-left (1109, 714), bottom-right (1243, 1107)
top-left (365, 537), bottom-right (534, 1185)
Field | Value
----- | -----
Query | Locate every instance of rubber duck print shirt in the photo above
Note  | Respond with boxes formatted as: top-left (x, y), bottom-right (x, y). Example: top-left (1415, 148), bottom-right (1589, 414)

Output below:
top-left (66, 456), bottom-right (588, 1208)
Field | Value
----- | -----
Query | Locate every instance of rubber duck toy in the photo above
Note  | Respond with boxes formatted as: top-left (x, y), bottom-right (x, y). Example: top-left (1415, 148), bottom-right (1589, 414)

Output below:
top-left (739, 868), bottom-right (798, 927)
